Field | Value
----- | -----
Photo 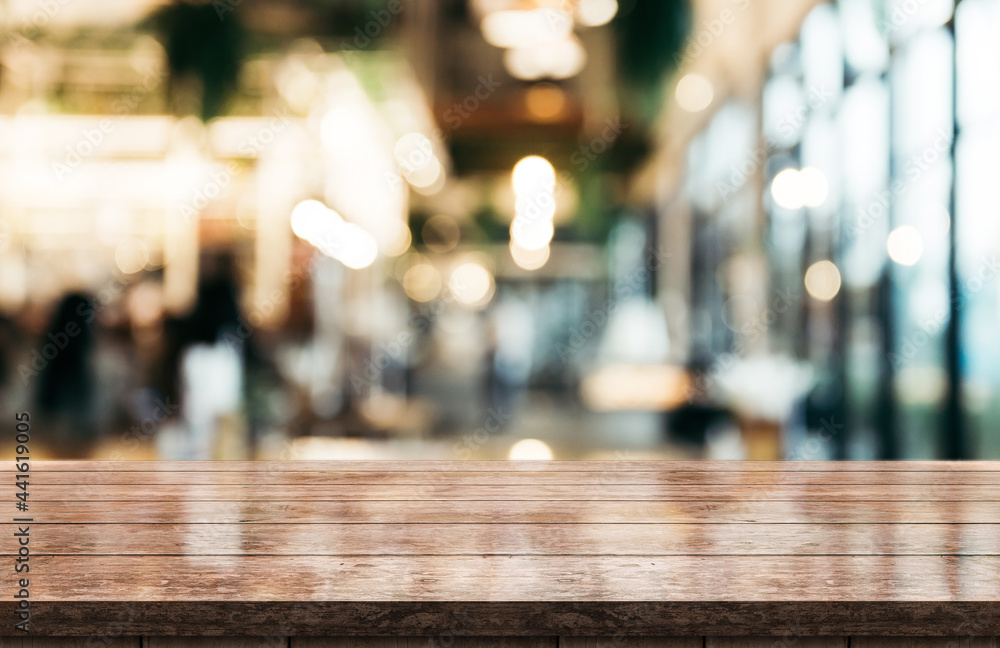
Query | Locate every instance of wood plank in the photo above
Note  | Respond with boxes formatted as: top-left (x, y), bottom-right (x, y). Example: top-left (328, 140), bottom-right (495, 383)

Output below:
top-left (3, 461), bottom-right (997, 637)
top-left (17, 472), bottom-right (1000, 486)
top-left (292, 639), bottom-right (555, 648)
top-left (0, 640), bottom-right (139, 648)
top-left (3, 523), bottom-right (998, 556)
top-left (147, 640), bottom-right (287, 648)
top-left (20, 484), bottom-right (1000, 501)
top-left (16, 555), bottom-right (1000, 601)
top-left (852, 639), bottom-right (1000, 648)
top-left (13, 461), bottom-right (1000, 472)
top-left (706, 640), bottom-right (846, 648)
top-left (560, 638), bottom-right (701, 648)
top-left (20, 500), bottom-right (1000, 524)
top-left (13, 602), bottom-right (1000, 636)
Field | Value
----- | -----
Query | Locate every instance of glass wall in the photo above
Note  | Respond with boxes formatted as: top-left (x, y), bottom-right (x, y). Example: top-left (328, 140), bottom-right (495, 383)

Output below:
top-left (674, 0), bottom-right (1000, 459)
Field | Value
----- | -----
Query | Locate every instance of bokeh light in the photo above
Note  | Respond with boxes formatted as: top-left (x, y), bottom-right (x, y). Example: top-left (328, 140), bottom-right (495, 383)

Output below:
top-left (771, 168), bottom-right (806, 209)
top-left (402, 262), bottom-right (442, 302)
top-left (449, 261), bottom-right (495, 308)
top-left (804, 260), bottom-right (842, 302)
top-left (512, 155), bottom-right (556, 196)
top-left (675, 73), bottom-right (714, 112)
top-left (576, 0), bottom-right (618, 27)
top-left (115, 237), bottom-right (149, 275)
top-left (508, 438), bottom-right (553, 460)
top-left (525, 82), bottom-right (567, 121)
top-left (510, 240), bottom-right (550, 270)
top-left (510, 216), bottom-right (554, 250)
top-left (887, 225), bottom-right (924, 266)
top-left (799, 167), bottom-right (829, 207)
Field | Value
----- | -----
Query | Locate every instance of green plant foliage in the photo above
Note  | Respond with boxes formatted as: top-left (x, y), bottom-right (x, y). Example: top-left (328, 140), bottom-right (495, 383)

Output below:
top-left (147, 1), bottom-right (245, 121)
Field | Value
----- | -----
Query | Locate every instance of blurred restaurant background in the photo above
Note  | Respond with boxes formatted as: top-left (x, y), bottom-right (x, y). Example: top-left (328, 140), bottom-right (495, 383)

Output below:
top-left (0, 0), bottom-right (998, 461)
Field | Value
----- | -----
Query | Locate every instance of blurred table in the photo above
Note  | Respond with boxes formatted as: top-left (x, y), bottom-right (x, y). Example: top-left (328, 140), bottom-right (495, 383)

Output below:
top-left (4, 461), bottom-right (1000, 645)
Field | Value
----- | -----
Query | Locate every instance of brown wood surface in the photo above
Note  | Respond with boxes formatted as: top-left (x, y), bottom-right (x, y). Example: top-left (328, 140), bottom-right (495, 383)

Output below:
top-left (11, 461), bottom-right (998, 472)
top-left (851, 639), bottom-right (1000, 648)
top-left (18, 471), bottom-right (1000, 485)
top-left (15, 500), bottom-right (999, 524)
top-left (705, 640), bottom-right (847, 648)
top-left (291, 639), bottom-right (556, 648)
top-left (3, 522), bottom-right (999, 555)
top-left (17, 484), bottom-right (1000, 501)
top-left (2, 461), bottom-right (999, 637)
top-left (1, 638), bottom-right (995, 648)
top-left (561, 639), bottom-right (701, 648)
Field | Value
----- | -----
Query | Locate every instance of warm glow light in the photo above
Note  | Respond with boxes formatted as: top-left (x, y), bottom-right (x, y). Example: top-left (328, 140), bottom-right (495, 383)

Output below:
top-left (510, 216), bottom-right (555, 250)
top-left (525, 82), bottom-right (567, 121)
top-left (503, 36), bottom-right (587, 80)
top-left (510, 240), bottom-right (550, 270)
top-left (503, 47), bottom-right (544, 81)
top-left (0, 220), bottom-right (10, 253)
top-left (481, 8), bottom-right (572, 49)
top-left (576, 0), bottom-right (618, 26)
top-left (293, 200), bottom-right (378, 269)
top-left (449, 262), bottom-right (495, 308)
top-left (320, 106), bottom-right (366, 153)
top-left (403, 155), bottom-right (443, 189)
top-left (771, 168), bottom-right (806, 209)
top-left (395, 133), bottom-right (444, 192)
top-left (383, 221), bottom-right (412, 257)
top-left (512, 155), bottom-right (556, 195)
top-left (395, 131), bottom-right (444, 193)
top-left (277, 65), bottom-right (321, 113)
top-left (127, 281), bottom-right (164, 328)
top-left (333, 223), bottom-right (379, 269)
top-left (887, 225), bottom-right (924, 266)
top-left (799, 167), bottom-right (829, 207)
top-left (804, 260), bottom-right (842, 302)
top-left (115, 237), bottom-right (150, 275)
top-left (402, 262), bottom-right (441, 302)
top-left (410, 170), bottom-right (446, 195)
top-left (394, 132), bottom-right (435, 172)
top-left (516, 192), bottom-right (557, 221)
top-left (508, 438), bottom-right (553, 460)
top-left (290, 200), bottom-right (334, 241)
top-left (675, 73), bottom-right (714, 112)
top-left (580, 364), bottom-right (690, 412)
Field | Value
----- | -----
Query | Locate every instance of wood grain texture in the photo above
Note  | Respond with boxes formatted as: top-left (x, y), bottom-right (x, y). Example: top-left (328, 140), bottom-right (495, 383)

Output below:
top-left (4, 523), bottom-right (999, 556)
top-left (0, 640), bottom-right (139, 648)
top-left (10, 461), bottom-right (1000, 472)
top-left (560, 638), bottom-right (701, 648)
top-left (20, 500), bottom-right (1000, 524)
top-left (2, 461), bottom-right (998, 637)
top-left (17, 472), bottom-right (1000, 486)
top-left (852, 639), bottom-right (1000, 648)
top-left (147, 640), bottom-right (288, 648)
top-left (13, 602), bottom-right (1000, 637)
top-left (15, 554), bottom-right (1000, 600)
top-left (19, 484), bottom-right (1000, 501)
top-left (292, 638), bottom-right (555, 648)
top-left (706, 639), bottom-right (846, 648)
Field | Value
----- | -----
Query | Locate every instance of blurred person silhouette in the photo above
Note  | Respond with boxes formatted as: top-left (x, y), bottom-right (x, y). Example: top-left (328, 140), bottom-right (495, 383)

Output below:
top-left (33, 293), bottom-right (98, 456)
top-left (0, 312), bottom-right (20, 389)
top-left (162, 253), bottom-right (241, 398)
top-left (167, 253), bottom-right (245, 458)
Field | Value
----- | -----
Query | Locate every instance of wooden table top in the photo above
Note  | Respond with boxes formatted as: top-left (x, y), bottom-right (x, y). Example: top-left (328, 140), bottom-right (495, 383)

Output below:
top-left (4, 460), bottom-right (1000, 636)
